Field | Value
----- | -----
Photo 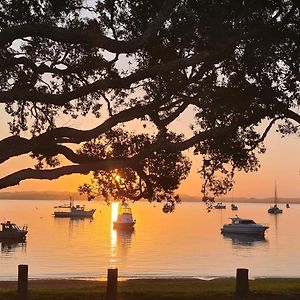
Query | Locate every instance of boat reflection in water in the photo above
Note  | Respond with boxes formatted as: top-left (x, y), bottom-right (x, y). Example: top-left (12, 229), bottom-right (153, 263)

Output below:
top-left (116, 228), bottom-right (134, 249)
top-left (0, 238), bottom-right (27, 254)
top-left (110, 202), bottom-right (135, 264)
top-left (222, 232), bottom-right (268, 247)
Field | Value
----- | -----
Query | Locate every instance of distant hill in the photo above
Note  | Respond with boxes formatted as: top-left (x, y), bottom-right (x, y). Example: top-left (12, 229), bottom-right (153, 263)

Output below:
top-left (0, 191), bottom-right (86, 201)
top-left (0, 191), bottom-right (299, 204)
top-left (179, 194), bottom-right (300, 204)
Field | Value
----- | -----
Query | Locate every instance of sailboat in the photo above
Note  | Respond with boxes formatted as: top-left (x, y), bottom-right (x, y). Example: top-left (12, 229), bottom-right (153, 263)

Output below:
top-left (268, 182), bottom-right (283, 214)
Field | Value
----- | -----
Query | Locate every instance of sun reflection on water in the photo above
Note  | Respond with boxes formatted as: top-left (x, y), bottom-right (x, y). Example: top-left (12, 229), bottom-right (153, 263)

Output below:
top-left (110, 202), bottom-right (119, 266)
top-left (111, 202), bottom-right (119, 223)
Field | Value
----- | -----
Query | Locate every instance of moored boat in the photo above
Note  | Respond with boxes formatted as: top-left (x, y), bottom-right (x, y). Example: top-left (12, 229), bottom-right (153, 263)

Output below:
top-left (54, 198), bottom-right (95, 218)
top-left (231, 203), bottom-right (238, 211)
top-left (268, 204), bottom-right (283, 214)
top-left (0, 221), bottom-right (28, 239)
top-left (221, 216), bottom-right (269, 235)
top-left (214, 202), bottom-right (226, 209)
top-left (268, 182), bottom-right (283, 215)
top-left (113, 201), bottom-right (135, 230)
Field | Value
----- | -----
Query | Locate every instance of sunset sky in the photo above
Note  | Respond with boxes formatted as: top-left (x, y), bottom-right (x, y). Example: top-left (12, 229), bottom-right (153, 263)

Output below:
top-left (1, 103), bottom-right (299, 199)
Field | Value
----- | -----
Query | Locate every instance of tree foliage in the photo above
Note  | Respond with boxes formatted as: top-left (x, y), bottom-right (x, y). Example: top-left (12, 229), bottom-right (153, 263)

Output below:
top-left (0, 0), bottom-right (299, 211)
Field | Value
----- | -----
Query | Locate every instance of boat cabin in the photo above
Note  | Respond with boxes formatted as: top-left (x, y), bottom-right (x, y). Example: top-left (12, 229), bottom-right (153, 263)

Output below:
top-left (230, 217), bottom-right (256, 225)
top-left (1, 221), bottom-right (22, 232)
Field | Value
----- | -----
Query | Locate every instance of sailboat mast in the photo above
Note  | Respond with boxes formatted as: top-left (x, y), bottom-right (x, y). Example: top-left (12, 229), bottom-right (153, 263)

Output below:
top-left (275, 181), bottom-right (277, 204)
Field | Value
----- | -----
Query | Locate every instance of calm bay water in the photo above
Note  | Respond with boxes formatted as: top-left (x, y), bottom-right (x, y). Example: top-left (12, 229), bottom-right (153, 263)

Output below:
top-left (0, 199), bottom-right (299, 280)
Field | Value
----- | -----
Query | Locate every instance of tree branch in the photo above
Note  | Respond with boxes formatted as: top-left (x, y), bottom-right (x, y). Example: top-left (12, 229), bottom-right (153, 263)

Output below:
top-left (0, 158), bottom-right (135, 189)
top-left (0, 0), bottom-right (177, 53)
top-left (0, 48), bottom-right (224, 105)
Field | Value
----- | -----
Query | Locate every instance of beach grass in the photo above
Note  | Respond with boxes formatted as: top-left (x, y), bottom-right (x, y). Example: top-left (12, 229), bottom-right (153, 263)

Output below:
top-left (0, 278), bottom-right (300, 299)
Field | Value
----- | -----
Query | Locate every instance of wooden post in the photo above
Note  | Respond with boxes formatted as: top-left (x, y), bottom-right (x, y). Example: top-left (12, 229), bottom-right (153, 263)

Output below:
top-left (106, 268), bottom-right (118, 300)
top-left (235, 268), bottom-right (249, 295)
top-left (18, 264), bottom-right (28, 299)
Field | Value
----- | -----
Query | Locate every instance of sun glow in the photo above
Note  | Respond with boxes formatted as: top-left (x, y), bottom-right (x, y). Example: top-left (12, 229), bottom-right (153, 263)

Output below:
top-left (114, 175), bottom-right (121, 182)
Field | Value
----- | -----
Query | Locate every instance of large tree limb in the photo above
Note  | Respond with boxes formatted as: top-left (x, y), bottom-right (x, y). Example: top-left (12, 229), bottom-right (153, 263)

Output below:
top-left (0, 106), bottom-right (145, 163)
top-left (0, 125), bottom-right (220, 189)
top-left (0, 158), bottom-right (136, 189)
top-left (0, 0), bottom-right (177, 53)
top-left (0, 55), bottom-right (118, 76)
top-left (0, 47), bottom-right (226, 105)
top-left (1, 107), bottom-right (298, 190)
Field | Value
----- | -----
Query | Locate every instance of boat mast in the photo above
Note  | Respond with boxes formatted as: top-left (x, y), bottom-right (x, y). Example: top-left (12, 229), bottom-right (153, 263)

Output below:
top-left (69, 196), bottom-right (74, 207)
top-left (274, 181), bottom-right (277, 205)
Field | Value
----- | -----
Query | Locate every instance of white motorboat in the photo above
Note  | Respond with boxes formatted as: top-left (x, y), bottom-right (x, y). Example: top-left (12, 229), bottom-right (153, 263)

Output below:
top-left (54, 198), bottom-right (95, 218)
top-left (221, 216), bottom-right (269, 235)
top-left (214, 202), bottom-right (226, 209)
top-left (0, 221), bottom-right (28, 239)
top-left (113, 201), bottom-right (135, 230)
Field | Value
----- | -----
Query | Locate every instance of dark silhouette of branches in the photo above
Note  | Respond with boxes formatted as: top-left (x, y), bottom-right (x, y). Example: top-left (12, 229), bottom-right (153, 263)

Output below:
top-left (0, 0), bottom-right (299, 210)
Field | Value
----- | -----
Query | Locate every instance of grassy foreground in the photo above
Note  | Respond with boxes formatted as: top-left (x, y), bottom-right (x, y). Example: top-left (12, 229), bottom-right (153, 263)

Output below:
top-left (0, 278), bottom-right (300, 300)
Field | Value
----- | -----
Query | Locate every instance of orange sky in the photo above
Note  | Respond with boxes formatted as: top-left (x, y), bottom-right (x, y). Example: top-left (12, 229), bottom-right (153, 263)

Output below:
top-left (0, 106), bottom-right (299, 199)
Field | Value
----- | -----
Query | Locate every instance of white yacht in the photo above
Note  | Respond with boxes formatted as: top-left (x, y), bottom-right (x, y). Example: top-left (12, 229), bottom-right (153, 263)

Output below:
top-left (54, 198), bottom-right (95, 218)
top-left (221, 216), bottom-right (269, 235)
top-left (0, 221), bottom-right (28, 239)
top-left (113, 201), bottom-right (135, 230)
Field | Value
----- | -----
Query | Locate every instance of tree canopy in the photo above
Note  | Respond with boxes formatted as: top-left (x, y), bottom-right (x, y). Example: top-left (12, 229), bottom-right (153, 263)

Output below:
top-left (0, 0), bottom-right (299, 211)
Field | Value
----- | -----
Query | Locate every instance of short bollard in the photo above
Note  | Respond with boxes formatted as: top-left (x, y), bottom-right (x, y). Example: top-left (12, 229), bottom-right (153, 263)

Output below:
top-left (18, 264), bottom-right (28, 299)
top-left (235, 268), bottom-right (249, 295)
top-left (106, 268), bottom-right (118, 300)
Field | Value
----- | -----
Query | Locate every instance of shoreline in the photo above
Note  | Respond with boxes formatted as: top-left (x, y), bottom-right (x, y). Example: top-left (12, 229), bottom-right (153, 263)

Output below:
top-left (1, 277), bottom-right (300, 288)
top-left (1, 278), bottom-right (300, 300)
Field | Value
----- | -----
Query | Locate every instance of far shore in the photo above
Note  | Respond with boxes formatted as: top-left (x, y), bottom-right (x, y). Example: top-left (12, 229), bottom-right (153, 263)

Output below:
top-left (0, 191), bottom-right (299, 204)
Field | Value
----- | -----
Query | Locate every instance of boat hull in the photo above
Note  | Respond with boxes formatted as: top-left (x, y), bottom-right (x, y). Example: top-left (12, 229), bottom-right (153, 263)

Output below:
top-left (113, 222), bottom-right (135, 230)
top-left (54, 209), bottom-right (95, 218)
top-left (268, 208), bottom-right (282, 214)
top-left (221, 225), bottom-right (268, 235)
top-left (0, 231), bottom-right (27, 239)
top-left (214, 202), bottom-right (226, 209)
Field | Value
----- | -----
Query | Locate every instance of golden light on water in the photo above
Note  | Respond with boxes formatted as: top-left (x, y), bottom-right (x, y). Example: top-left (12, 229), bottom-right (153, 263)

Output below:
top-left (110, 202), bottom-right (119, 265)
top-left (111, 202), bottom-right (119, 223)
